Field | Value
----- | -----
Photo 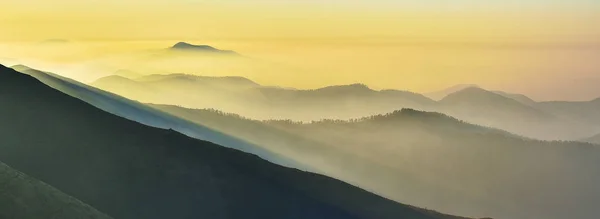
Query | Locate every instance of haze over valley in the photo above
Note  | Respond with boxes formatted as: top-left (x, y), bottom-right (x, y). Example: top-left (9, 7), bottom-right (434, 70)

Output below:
top-left (1, 1), bottom-right (600, 219)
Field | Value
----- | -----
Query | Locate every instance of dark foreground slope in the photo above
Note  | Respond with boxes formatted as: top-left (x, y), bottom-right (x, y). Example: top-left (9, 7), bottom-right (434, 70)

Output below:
top-left (12, 65), bottom-right (299, 169)
top-left (0, 64), bottom-right (462, 219)
top-left (0, 162), bottom-right (112, 219)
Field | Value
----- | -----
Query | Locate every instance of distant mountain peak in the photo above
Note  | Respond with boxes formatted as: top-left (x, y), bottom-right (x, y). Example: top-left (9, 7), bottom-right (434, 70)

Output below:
top-left (318, 83), bottom-right (372, 91)
top-left (425, 84), bottom-right (480, 100)
top-left (172, 42), bottom-right (216, 50)
top-left (454, 86), bottom-right (489, 94)
top-left (492, 90), bottom-right (537, 105)
top-left (138, 73), bottom-right (259, 86)
top-left (441, 86), bottom-right (507, 103)
top-left (169, 42), bottom-right (239, 55)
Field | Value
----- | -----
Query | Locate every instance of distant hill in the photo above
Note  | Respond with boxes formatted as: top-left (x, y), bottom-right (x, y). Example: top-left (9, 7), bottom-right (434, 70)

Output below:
top-left (153, 103), bottom-right (600, 219)
top-left (0, 161), bottom-right (112, 219)
top-left (93, 75), bottom-right (436, 120)
top-left (425, 84), bottom-right (480, 100)
top-left (169, 42), bottom-right (239, 55)
top-left (492, 90), bottom-right (537, 106)
top-left (265, 109), bottom-right (600, 219)
top-left (12, 65), bottom-right (296, 168)
top-left (537, 99), bottom-right (600, 131)
top-left (437, 86), bottom-right (596, 140)
top-left (137, 73), bottom-right (260, 88)
top-left (114, 69), bottom-right (142, 79)
top-left (0, 63), bottom-right (470, 219)
top-left (92, 74), bottom-right (600, 140)
top-left (92, 72), bottom-right (265, 116)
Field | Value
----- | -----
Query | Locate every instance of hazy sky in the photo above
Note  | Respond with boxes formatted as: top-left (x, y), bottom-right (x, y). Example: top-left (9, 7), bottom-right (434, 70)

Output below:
top-left (1, 0), bottom-right (600, 100)
top-left (2, 0), bottom-right (599, 40)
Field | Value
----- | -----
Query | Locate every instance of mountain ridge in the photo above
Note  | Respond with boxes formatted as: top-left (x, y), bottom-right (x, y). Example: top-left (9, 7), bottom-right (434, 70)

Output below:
top-left (151, 102), bottom-right (600, 219)
top-left (0, 63), bottom-right (471, 219)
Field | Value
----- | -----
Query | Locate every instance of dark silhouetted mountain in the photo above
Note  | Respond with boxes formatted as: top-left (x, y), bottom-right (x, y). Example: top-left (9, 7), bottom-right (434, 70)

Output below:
top-left (0, 161), bottom-right (112, 219)
top-left (0, 64), bottom-right (470, 219)
top-left (12, 65), bottom-right (297, 168)
top-left (425, 84), bottom-right (480, 100)
top-left (169, 42), bottom-right (239, 55)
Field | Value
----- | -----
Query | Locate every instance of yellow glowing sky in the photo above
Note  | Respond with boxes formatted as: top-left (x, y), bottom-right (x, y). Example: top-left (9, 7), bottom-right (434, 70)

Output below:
top-left (1, 0), bottom-right (600, 100)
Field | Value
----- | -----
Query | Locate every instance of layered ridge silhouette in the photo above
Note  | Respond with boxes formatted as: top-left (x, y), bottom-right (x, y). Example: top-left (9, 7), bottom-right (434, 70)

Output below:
top-left (93, 73), bottom-right (600, 141)
top-left (152, 104), bottom-right (600, 219)
top-left (13, 65), bottom-right (300, 169)
top-left (0, 64), bottom-right (470, 219)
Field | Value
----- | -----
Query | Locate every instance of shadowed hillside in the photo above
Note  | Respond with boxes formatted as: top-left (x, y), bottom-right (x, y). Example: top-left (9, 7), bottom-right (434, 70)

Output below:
top-left (0, 162), bottom-right (112, 219)
top-left (12, 65), bottom-right (299, 169)
top-left (153, 104), bottom-right (600, 219)
top-left (0, 64), bottom-right (469, 219)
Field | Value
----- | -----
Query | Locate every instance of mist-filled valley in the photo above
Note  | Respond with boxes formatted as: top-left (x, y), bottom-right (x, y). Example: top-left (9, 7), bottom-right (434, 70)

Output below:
top-left (148, 105), bottom-right (600, 219)
top-left (0, 60), bottom-right (598, 219)
top-left (2, 64), bottom-right (472, 219)
top-left (3, 0), bottom-right (600, 218)
top-left (2, 38), bottom-right (600, 219)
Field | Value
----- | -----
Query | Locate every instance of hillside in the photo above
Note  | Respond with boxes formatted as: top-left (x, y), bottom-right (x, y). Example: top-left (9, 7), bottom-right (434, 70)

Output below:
top-left (0, 64), bottom-right (467, 219)
top-left (93, 75), bottom-right (436, 121)
top-left (266, 109), bottom-right (600, 219)
top-left (492, 90), bottom-right (537, 106)
top-left (537, 99), bottom-right (600, 128)
top-left (154, 103), bottom-right (600, 219)
top-left (93, 74), bottom-right (600, 140)
top-left (13, 65), bottom-right (296, 168)
top-left (425, 84), bottom-right (479, 100)
top-left (438, 86), bottom-right (596, 140)
top-left (0, 162), bottom-right (112, 219)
